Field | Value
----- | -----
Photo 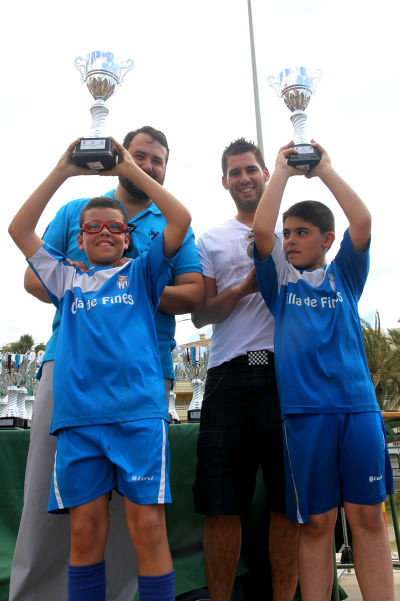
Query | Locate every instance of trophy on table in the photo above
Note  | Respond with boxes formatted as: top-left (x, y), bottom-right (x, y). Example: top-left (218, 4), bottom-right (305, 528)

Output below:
top-left (0, 352), bottom-right (41, 429)
top-left (180, 345), bottom-right (209, 423)
top-left (267, 66), bottom-right (322, 170)
top-left (0, 354), bottom-right (26, 429)
top-left (73, 51), bottom-right (134, 170)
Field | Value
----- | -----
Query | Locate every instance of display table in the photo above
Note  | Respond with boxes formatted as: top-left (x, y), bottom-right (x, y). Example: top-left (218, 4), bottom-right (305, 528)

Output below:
top-left (0, 424), bottom-right (266, 601)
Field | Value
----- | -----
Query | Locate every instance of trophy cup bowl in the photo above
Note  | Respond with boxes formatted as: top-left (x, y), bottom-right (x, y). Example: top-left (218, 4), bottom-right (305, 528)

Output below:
top-left (268, 66), bottom-right (322, 170)
top-left (180, 345), bottom-right (209, 423)
top-left (72, 51), bottom-right (134, 171)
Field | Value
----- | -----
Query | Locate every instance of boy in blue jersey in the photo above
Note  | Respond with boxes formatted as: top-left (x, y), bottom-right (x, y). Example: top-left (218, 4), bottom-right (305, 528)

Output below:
top-left (9, 137), bottom-right (191, 601)
top-left (252, 141), bottom-right (394, 601)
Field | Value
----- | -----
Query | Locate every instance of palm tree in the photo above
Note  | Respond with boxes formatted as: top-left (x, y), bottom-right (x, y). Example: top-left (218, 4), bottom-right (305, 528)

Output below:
top-left (1, 334), bottom-right (43, 354)
top-left (362, 312), bottom-right (400, 410)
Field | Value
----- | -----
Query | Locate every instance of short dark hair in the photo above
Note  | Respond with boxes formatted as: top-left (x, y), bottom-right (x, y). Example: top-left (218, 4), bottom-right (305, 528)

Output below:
top-left (221, 138), bottom-right (265, 178)
top-left (79, 197), bottom-right (127, 227)
top-left (283, 200), bottom-right (335, 233)
top-left (122, 126), bottom-right (169, 163)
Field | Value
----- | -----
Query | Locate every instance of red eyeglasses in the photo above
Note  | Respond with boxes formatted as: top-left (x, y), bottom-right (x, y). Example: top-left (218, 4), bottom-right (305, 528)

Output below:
top-left (80, 220), bottom-right (127, 234)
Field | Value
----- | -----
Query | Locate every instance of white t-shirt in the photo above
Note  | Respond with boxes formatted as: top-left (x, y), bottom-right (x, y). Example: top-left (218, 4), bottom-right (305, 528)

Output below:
top-left (197, 218), bottom-right (275, 369)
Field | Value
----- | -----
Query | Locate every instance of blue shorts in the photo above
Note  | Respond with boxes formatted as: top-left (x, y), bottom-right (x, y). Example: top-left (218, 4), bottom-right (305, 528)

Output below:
top-left (49, 419), bottom-right (171, 513)
top-left (282, 412), bottom-right (393, 523)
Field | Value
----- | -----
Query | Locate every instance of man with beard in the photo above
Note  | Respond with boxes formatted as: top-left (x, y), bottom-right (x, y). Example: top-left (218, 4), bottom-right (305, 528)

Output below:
top-left (192, 138), bottom-right (298, 601)
top-left (9, 126), bottom-right (204, 601)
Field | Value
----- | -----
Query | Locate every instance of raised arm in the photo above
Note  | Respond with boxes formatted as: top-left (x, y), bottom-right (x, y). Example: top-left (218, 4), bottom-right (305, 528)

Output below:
top-left (9, 139), bottom-right (95, 258)
top-left (102, 138), bottom-right (192, 258)
top-left (24, 266), bottom-right (52, 302)
top-left (307, 141), bottom-right (371, 252)
top-left (191, 268), bottom-right (258, 328)
top-left (253, 143), bottom-right (305, 260)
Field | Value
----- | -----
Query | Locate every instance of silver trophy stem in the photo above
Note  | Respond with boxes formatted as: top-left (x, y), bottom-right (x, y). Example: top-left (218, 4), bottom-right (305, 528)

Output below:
top-left (89, 101), bottom-right (109, 137)
top-left (0, 396), bottom-right (7, 418)
top-left (188, 379), bottom-right (204, 411)
top-left (5, 386), bottom-right (18, 417)
top-left (16, 387), bottom-right (28, 420)
top-left (168, 391), bottom-right (181, 423)
top-left (25, 395), bottom-right (35, 424)
top-left (290, 110), bottom-right (308, 145)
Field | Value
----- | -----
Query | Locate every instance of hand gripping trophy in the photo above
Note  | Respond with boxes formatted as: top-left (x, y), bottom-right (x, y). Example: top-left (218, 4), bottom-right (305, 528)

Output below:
top-left (72, 51), bottom-right (133, 170)
top-left (180, 343), bottom-right (209, 422)
top-left (268, 66), bottom-right (322, 171)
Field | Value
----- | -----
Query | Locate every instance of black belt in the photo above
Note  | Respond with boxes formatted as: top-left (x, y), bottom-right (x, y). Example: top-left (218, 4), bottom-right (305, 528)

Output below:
top-left (229, 350), bottom-right (274, 367)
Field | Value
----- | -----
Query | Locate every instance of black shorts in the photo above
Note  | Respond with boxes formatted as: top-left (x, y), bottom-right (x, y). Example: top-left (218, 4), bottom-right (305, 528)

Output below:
top-left (193, 353), bottom-right (286, 516)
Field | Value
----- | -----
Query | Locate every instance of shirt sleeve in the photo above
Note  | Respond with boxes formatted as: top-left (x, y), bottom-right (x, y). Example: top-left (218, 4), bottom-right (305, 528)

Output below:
top-left (253, 236), bottom-right (285, 316)
top-left (27, 243), bottom-right (76, 308)
top-left (170, 226), bottom-right (202, 277)
top-left (137, 233), bottom-right (172, 308)
top-left (333, 229), bottom-right (370, 301)
top-left (196, 233), bottom-right (215, 279)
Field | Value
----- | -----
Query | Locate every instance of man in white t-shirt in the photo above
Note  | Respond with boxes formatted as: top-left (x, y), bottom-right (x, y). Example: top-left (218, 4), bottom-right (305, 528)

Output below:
top-left (192, 138), bottom-right (299, 601)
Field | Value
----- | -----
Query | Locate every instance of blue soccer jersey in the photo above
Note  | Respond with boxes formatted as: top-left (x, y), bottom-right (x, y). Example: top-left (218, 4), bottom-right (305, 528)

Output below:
top-left (254, 229), bottom-right (379, 415)
top-left (28, 233), bottom-right (170, 433)
top-left (40, 190), bottom-right (202, 379)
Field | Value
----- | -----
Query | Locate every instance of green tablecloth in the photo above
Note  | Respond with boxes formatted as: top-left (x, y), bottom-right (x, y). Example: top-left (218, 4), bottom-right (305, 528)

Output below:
top-left (0, 424), bottom-right (261, 601)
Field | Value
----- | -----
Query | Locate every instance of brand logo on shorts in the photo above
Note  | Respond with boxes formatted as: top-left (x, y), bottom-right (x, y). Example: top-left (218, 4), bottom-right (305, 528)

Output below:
top-left (369, 475), bottom-right (383, 482)
top-left (131, 475), bottom-right (154, 482)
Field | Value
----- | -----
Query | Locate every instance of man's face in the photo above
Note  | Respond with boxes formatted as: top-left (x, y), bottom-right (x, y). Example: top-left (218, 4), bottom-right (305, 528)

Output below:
top-left (283, 216), bottom-right (334, 271)
top-left (222, 152), bottom-right (269, 211)
top-left (119, 132), bottom-right (168, 200)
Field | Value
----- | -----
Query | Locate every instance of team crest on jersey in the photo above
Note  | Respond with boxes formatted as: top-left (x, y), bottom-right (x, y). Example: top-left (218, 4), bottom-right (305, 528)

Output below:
top-left (328, 272), bottom-right (336, 292)
top-left (116, 275), bottom-right (129, 290)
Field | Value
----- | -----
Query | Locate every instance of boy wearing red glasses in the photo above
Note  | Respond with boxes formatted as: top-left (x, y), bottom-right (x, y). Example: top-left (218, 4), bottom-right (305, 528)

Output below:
top-left (9, 137), bottom-right (191, 601)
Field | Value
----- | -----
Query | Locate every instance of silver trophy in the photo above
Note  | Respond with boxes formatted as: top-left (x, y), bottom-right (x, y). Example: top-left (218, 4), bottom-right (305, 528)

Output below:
top-left (268, 66), bottom-right (322, 170)
top-left (73, 51), bottom-right (134, 170)
top-left (0, 352), bottom-right (41, 428)
top-left (180, 345), bottom-right (209, 422)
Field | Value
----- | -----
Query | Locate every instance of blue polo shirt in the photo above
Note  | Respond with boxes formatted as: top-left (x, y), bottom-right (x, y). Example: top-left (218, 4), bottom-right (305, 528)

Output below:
top-left (40, 190), bottom-right (202, 379)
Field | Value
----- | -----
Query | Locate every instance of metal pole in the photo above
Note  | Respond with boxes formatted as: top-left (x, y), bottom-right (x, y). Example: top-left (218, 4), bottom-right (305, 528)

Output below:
top-left (247, 0), bottom-right (264, 158)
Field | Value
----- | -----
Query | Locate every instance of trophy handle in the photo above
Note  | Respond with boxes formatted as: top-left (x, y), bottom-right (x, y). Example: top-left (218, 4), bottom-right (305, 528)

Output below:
top-left (267, 74), bottom-right (280, 96)
top-left (74, 56), bottom-right (87, 82)
top-left (119, 59), bottom-right (134, 83)
top-left (310, 68), bottom-right (323, 93)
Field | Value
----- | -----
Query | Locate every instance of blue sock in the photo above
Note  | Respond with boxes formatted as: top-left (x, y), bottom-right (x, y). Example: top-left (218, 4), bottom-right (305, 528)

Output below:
top-left (138, 570), bottom-right (175, 601)
top-left (68, 560), bottom-right (106, 601)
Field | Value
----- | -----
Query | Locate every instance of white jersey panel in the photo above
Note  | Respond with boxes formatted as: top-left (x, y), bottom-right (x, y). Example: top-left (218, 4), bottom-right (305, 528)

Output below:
top-left (197, 218), bottom-right (275, 369)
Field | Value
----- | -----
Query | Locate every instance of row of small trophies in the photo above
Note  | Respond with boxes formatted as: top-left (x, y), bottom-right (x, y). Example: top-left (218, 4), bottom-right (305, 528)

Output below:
top-left (169, 345), bottom-right (209, 423)
top-left (0, 352), bottom-right (43, 429)
top-left (0, 345), bottom-right (209, 428)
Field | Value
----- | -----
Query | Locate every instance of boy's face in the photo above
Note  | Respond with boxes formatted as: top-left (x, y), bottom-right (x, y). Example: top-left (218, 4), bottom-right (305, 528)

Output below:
top-left (77, 207), bottom-right (129, 266)
top-left (282, 217), bottom-right (335, 271)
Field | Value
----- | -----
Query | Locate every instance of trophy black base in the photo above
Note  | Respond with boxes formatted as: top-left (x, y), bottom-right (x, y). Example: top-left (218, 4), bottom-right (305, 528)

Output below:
top-left (187, 409), bottom-right (201, 423)
top-left (0, 416), bottom-right (25, 429)
top-left (72, 137), bottom-right (116, 171)
top-left (288, 144), bottom-right (320, 171)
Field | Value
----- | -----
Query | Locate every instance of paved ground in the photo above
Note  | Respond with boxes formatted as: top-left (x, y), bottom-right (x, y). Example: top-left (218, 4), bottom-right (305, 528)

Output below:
top-left (337, 567), bottom-right (400, 600)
